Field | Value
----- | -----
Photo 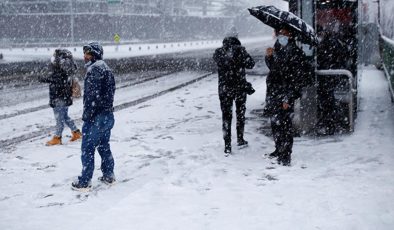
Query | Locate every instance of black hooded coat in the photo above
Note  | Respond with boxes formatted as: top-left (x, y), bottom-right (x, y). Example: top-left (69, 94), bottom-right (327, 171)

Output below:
top-left (40, 49), bottom-right (77, 108)
top-left (213, 37), bottom-right (255, 147)
top-left (213, 37), bottom-right (255, 96)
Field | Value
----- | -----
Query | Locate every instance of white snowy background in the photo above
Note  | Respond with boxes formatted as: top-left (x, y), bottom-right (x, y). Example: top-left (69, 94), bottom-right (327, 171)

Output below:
top-left (1, 0), bottom-right (394, 229)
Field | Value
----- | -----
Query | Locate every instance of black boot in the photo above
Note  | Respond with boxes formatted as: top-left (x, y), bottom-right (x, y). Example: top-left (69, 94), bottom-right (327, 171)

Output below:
top-left (224, 144), bottom-right (231, 157)
top-left (237, 138), bottom-right (248, 148)
top-left (277, 152), bottom-right (291, 166)
top-left (268, 149), bottom-right (279, 159)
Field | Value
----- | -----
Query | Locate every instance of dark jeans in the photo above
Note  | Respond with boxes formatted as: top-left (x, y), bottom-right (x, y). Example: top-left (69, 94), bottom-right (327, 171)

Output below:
top-left (271, 109), bottom-right (293, 155)
top-left (317, 79), bottom-right (336, 133)
top-left (78, 112), bottom-right (115, 186)
top-left (219, 91), bottom-right (247, 147)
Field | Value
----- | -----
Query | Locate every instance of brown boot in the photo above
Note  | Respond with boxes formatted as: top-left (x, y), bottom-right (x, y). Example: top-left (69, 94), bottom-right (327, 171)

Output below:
top-left (70, 129), bottom-right (82, 142)
top-left (46, 136), bottom-right (62, 146)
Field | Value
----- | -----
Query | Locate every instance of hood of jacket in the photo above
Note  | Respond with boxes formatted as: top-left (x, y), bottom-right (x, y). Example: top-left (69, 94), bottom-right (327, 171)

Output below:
top-left (222, 36), bottom-right (241, 50)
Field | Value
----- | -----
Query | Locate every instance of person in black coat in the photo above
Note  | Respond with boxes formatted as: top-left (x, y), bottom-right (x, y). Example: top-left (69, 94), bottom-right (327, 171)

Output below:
top-left (39, 49), bottom-right (81, 146)
top-left (213, 36), bottom-right (255, 155)
top-left (265, 28), bottom-right (312, 166)
top-left (316, 30), bottom-right (346, 135)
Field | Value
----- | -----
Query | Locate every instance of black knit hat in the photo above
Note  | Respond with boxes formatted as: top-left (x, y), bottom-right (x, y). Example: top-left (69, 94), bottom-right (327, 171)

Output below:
top-left (54, 49), bottom-right (73, 59)
top-left (83, 42), bottom-right (103, 60)
top-left (52, 49), bottom-right (76, 74)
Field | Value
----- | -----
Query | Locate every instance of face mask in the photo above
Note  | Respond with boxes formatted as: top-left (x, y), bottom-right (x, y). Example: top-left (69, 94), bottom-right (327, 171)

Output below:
top-left (277, 35), bottom-right (288, 46)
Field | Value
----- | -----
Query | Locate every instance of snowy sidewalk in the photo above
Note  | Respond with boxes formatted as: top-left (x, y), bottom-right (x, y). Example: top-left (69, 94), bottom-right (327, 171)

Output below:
top-left (1, 67), bottom-right (394, 230)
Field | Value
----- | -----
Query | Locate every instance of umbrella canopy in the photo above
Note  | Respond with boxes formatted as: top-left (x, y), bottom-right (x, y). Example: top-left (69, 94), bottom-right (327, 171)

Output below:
top-left (248, 5), bottom-right (319, 46)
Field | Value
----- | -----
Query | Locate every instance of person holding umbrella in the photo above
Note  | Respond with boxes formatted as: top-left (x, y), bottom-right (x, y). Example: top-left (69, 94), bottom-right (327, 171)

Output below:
top-left (264, 28), bottom-right (312, 166)
top-left (249, 5), bottom-right (316, 166)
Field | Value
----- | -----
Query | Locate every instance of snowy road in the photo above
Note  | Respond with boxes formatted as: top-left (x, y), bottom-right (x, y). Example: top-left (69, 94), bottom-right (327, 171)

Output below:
top-left (0, 67), bottom-right (394, 229)
top-left (0, 37), bottom-right (272, 63)
top-left (0, 71), bottom-right (211, 147)
top-left (0, 70), bottom-right (171, 108)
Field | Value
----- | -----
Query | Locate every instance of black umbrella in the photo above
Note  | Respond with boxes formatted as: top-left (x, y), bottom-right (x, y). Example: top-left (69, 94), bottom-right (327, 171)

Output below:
top-left (248, 5), bottom-right (319, 46)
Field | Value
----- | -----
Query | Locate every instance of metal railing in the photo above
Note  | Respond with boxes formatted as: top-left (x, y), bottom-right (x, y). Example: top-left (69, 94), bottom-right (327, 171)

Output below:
top-left (380, 35), bottom-right (394, 101)
top-left (316, 69), bottom-right (355, 132)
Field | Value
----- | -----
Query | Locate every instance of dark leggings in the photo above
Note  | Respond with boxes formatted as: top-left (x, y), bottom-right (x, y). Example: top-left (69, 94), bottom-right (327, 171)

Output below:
top-left (219, 92), bottom-right (247, 147)
top-left (271, 110), bottom-right (293, 155)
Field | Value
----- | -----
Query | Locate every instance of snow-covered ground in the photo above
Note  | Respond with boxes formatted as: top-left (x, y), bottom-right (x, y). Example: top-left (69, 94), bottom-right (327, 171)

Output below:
top-left (0, 64), bottom-right (393, 229)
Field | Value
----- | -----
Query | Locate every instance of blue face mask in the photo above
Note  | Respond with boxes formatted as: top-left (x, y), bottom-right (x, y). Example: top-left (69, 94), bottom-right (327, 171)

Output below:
top-left (277, 35), bottom-right (289, 46)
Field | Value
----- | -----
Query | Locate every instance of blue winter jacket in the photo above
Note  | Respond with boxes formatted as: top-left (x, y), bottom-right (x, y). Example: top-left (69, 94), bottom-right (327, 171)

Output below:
top-left (83, 60), bottom-right (115, 122)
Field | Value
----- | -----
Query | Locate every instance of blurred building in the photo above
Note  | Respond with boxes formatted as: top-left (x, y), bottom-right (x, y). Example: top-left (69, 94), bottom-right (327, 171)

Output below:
top-left (0, 0), bottom-right (243, 17)
top-left (0, 0), bottom-right (267, 46)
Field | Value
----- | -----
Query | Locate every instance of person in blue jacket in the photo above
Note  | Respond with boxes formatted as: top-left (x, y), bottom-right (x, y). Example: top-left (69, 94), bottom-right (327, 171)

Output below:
top-left (72, 42), bottom-right (116, 191)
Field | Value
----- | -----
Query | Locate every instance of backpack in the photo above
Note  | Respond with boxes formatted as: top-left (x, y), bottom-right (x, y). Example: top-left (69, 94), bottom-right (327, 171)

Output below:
top-left (70, 77), bottom-right (81, 98)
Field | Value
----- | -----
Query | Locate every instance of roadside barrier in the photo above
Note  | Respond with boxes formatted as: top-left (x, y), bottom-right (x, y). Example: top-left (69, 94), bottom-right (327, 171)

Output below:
top-left (1, 40), bottom-right (222, 57)
top-left (380, 35), bottom-right (394, 101)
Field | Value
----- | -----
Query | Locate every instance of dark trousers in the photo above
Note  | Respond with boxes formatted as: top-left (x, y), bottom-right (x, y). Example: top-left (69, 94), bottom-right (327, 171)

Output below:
top-left (271, 110), bottom-right (293, 155)
top-left (219, 92), bottom-right (247, 147)
top-left (317, 79), bottom-right (336, 133)
top-left (78, 112), bottom-right (115, 186)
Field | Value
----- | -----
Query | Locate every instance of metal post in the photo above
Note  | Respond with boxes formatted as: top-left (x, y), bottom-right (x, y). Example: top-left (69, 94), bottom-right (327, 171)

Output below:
top-left (373, 0), bottom-right (381, 25)
top-left (377, 0), bottom-right (381, 25)
top-left (70, 0), bottom-right (74, 46)
top-left (296, 0), bottom-right (318, 134)
top-left (202, 0), bottom-right (207, 16)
